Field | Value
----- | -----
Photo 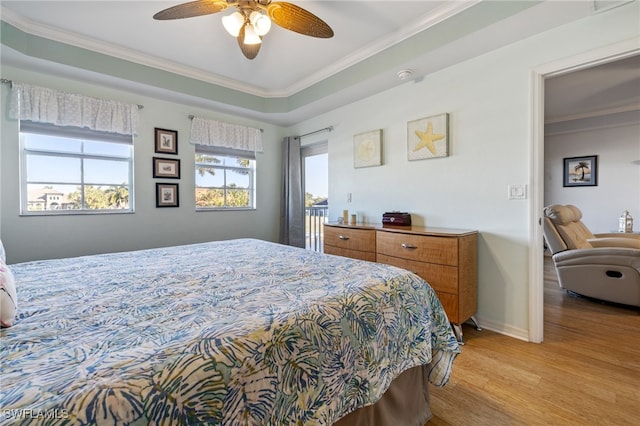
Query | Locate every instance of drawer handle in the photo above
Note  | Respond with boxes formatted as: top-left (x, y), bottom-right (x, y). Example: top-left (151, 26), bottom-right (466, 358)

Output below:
top-left (339, 235), bottom-right (350, 240)
top-left (401, 243), bottom-right (417, 249)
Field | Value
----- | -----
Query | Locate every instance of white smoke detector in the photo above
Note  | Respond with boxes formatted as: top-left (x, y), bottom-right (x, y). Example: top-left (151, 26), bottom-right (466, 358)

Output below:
top-left (397, 69), bottom-right (413, 80)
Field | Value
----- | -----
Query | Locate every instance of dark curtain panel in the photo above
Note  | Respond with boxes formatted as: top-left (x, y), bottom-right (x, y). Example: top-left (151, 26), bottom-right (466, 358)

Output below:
top-left (279, 136), bottom-right (304, 247)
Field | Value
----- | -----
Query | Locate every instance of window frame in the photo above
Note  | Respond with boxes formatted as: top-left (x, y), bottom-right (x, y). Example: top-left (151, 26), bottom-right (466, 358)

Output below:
top-left (19, 122), bottom-right (135, 216)
top-left (194, 146), bottom-right (256, 211)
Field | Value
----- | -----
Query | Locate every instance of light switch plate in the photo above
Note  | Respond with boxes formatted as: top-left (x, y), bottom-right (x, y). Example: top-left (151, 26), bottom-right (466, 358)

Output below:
top-left (508, 184), bottom-right (527, 200)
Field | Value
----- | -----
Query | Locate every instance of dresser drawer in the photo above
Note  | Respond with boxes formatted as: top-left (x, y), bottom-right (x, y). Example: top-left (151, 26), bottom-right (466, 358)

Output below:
top-left (324, 226), bottom-right (376, 253)
top-left (325, 246), bottom-right (376, 262)
top-left (376, 231), bottom-right (458, 266)
top-left (376, 254), bottom-right (458, 293)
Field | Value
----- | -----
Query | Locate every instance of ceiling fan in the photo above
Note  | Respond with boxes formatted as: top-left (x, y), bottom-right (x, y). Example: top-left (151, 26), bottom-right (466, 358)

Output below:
top-left (153, 0), bottom-right (334, 60)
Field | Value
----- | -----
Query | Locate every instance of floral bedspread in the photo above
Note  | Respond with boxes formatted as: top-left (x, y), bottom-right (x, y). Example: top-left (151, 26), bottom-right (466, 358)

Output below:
top-left (0, 239), bottom-right (459, 425)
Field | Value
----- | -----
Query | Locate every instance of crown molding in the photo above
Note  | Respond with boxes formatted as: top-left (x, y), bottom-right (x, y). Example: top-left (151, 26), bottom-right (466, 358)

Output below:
top-left (545, 103), bottom-right (640, 124)
top-left (0, 1), bottom-right (478, 98)
top-left (285, 0), bottom-right (480, 95)
top-left (0, 6), bottom-right (274, 97)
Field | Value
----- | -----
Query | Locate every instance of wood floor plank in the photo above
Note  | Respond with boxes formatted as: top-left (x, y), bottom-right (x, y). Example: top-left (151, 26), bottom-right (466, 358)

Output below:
top-left (427, 257), bottom-right (640, 425)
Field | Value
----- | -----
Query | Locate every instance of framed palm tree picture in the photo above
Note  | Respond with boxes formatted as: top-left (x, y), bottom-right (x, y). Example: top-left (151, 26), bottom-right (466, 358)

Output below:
top-left (563, 155), bottom-right (598, 187)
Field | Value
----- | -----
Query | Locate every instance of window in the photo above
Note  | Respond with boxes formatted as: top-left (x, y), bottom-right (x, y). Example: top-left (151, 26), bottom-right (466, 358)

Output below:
top-left (20, 122), bottom-right (134, 215)
top-left (195, 146), bottom-right (255, 210)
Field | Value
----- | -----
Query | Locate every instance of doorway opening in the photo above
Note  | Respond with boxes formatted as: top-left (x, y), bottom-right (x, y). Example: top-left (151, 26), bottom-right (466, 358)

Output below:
top-left (530, 42), bottom-right (639, 343)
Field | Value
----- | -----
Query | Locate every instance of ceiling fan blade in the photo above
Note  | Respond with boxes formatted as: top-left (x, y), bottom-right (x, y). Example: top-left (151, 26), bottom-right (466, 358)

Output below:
top-left (266, 2), bottom-right (333, 38)
top-left (237, 26), bottom-right (261, 60)
top-left (153, 0), bottom-right (230, 20)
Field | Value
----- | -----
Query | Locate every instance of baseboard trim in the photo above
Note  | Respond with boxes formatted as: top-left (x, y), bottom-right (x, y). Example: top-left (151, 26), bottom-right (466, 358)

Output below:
top-left (471, 317), bottom-right (530, 342)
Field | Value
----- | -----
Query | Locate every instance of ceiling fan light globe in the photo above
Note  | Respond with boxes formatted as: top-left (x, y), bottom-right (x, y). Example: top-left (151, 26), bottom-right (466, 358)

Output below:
top-left (222, 12), bottom-right (244, 37)
top-left (243, 24), bottom-right (262, 45)
top-left (250, 11), bottom-right (271, 36)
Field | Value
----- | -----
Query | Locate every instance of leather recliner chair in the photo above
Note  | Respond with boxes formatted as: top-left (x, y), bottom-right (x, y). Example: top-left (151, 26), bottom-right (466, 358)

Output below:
top-left (543, 204), bottom-right (640, 307)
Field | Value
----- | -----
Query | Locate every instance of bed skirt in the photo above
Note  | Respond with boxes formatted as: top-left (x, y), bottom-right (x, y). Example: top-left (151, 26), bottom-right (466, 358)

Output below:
top-left (334, 365), bottom-right (431, 426)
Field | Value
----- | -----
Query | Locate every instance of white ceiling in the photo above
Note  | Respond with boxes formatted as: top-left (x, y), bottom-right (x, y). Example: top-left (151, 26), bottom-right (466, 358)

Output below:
top-left (1, 1), bottom-right (638, 126)
top-left (545, 54), bottom-right (640, 123)
top-left (3, 1), bottom-right (464, 95)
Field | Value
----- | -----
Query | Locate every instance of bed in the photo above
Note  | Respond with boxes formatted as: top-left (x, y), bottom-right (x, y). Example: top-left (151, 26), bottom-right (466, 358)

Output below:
top-left (0, 238), bottom-right (459, 425)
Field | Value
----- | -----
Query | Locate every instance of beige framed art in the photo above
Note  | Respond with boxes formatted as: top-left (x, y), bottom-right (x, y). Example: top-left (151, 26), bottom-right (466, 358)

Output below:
top-left (407, 113), bottom-right (449, 160)
top-left (156, 183), bottom-right (179, 208)
top-left (155, 128), bottom-right (178, 155)
top-left (153, 157), bottom-right (181, 179)
top-left (353, 129), bottom-right (382, 168)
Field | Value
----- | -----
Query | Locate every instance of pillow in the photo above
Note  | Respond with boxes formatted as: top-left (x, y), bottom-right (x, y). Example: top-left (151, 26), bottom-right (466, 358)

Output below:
top-left (0, 239), bottom-right (5, 263)
top-left (0, 259), bottom-right (17, 328)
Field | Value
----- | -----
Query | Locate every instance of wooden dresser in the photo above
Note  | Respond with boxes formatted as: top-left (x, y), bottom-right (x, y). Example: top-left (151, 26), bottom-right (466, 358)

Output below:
top-left (324, 223), bottom-right (478, 341)
top-left (324, 224), bottom-right (377, 261)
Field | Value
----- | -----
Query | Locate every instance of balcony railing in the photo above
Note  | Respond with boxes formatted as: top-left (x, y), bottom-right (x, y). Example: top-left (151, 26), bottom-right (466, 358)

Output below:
top-left (306, 205), bottom-right (328, 252)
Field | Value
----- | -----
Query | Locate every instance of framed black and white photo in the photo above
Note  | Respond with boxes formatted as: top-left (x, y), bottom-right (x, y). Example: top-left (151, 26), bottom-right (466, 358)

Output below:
top-left (153, 157), bottom-right (180, 179)
top-left (155, 128), bottom-right (178, 155)
top-left (156, 183), bottom-right (179, 207)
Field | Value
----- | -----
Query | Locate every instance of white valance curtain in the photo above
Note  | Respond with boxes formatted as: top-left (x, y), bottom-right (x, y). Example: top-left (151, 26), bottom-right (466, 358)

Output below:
top-left (190, 117), bottom-right (263, 152)
top-left (9, 83), bottom-right (138, 136)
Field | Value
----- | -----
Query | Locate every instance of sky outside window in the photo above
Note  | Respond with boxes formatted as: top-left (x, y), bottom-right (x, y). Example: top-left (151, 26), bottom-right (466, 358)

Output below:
top-left (305, 153), bottom-right (328, 199)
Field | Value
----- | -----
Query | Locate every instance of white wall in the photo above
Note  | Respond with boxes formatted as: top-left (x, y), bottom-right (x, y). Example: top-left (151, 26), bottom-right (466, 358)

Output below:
top-left (0, 68), bottom-right (284, 264)
top-left (545, 120), bottom-right (640, 233)
top-left (290, 2), bottom-right (640, 338)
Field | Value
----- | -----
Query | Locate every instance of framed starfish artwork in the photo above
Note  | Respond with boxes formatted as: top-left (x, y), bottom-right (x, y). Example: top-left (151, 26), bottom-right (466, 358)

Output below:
top-left (407, 113), bottom-right (449, 160)
top-left (353, 129), bottom-right (383, 168)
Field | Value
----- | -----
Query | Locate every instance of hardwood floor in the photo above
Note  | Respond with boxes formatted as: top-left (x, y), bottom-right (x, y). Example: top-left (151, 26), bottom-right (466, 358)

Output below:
top-left (427, 256), bottom-right (640, 425)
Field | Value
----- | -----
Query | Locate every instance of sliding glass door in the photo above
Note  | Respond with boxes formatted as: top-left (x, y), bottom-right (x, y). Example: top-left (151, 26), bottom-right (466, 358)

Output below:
top-left (302, 143), bottom-right (328, 252)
